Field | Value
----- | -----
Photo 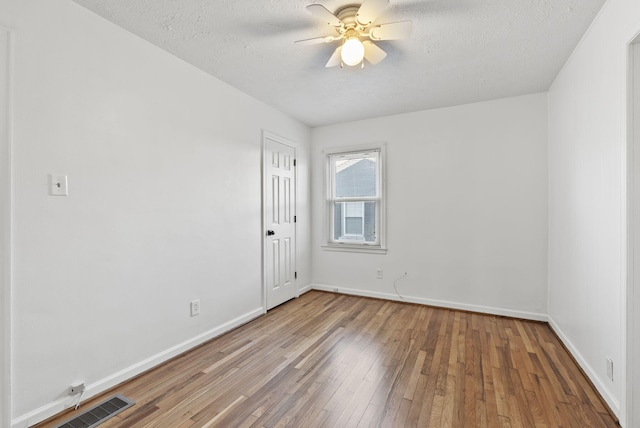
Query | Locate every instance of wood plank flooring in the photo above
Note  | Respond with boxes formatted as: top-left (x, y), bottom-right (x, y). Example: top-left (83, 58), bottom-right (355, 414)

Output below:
top-left (37, 291), bottom-right (619, 427)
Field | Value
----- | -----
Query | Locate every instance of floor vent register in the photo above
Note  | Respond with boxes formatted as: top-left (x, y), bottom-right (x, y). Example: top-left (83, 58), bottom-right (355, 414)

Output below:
top-left (54, 394), bottom-right (135, 428)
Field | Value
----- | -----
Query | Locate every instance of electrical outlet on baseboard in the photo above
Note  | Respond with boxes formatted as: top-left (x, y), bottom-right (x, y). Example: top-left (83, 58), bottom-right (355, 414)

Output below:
top-left (69, 381), bottom-right (85, 395)
top-left (606, 358), bottom-right (614, 381)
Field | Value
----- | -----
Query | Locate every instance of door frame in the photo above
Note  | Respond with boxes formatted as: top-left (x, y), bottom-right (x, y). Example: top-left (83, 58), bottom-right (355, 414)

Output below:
top-left (627, 32), bottom-right (640, 428)
top-left (0, 25), bottom-right (13, 428)
top-left (261, 131), bottom-right (298, 312)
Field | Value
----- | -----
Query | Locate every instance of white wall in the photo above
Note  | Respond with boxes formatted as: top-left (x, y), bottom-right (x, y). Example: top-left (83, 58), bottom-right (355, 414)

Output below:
top-left (311, 94), bottom-right (548, 320)
top-left (0, 1), bottom-right (311, 426)
top-left (547, 0), bottom-right (640, 422)
top-left (0, 24), bottom-right (12, 428)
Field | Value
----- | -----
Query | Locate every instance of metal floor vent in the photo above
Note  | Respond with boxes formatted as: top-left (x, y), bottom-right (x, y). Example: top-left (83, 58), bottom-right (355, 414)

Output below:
top-left (54, 394), bottom-right (135, 428)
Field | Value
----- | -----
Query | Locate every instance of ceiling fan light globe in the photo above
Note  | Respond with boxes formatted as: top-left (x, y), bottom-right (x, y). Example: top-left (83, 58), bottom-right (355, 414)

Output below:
top-left (341, 37), bottom-right (365, 66)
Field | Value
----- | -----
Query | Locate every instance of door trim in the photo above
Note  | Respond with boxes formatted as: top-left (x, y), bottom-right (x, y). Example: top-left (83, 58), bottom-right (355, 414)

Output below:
top-left (626, 32), bottom-right (640, 428)
top-left (0, 25), bottom-right (13, 428)
top-left (262, 131), bottom-right (298, 312)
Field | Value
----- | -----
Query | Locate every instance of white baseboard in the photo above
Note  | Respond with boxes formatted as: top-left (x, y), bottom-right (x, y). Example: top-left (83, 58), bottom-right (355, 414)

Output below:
top-left (298, 283), bottom-right (313, 295)
top-left (547, 316), bottom-right (620, 419)
top-left (310, 284), bottom-right (548, 322)
top-left (12, 307), bottom-right (264, 428)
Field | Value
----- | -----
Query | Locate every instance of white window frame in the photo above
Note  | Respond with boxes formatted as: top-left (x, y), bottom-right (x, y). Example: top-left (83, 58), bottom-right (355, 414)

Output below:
top-left (323, 144), bottom-right (387, 254)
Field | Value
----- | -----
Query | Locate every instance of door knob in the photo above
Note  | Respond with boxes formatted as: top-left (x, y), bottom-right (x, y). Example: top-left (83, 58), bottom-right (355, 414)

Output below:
top-left (266, 230), bottom-right (275, 236)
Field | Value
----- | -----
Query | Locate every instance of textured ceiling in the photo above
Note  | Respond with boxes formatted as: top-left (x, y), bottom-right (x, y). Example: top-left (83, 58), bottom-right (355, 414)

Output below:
top-left (72, 0), bottom-right (606, 127)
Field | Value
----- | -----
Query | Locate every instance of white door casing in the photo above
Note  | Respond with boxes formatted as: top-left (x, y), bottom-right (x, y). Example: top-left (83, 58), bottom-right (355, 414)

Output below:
top-left (263, 132), bottom-right (297, 310)
top-left (627, 40), bottom-right (640, 428)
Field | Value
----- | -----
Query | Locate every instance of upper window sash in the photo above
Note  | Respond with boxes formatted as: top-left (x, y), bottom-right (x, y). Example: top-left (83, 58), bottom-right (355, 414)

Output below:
top-left (328, 149), bottom-right (380, 200)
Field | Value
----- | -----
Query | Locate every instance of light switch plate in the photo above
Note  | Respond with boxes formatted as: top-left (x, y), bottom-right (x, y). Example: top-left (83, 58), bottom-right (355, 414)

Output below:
top-left (50, 174), bottom-right (68, 196)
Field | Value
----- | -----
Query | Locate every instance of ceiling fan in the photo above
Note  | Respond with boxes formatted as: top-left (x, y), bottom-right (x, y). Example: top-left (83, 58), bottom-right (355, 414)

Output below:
top-left (296, 0), bottom-right (412, 68)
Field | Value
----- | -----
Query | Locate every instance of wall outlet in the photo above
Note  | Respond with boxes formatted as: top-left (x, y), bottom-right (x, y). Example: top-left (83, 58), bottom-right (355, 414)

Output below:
top-left (69, 382), bottom-right (85, 395)
top-left (190, 299), bottom-right (200, 317)
top-left (606, 358), bottom-right (614, 381)
top-left (376, 269), bottom-right (383, 279)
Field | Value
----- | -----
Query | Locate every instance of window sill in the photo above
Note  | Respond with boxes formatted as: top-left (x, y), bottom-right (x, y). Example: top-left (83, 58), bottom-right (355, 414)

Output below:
top-left (321, 244), bottom-right (387, 255)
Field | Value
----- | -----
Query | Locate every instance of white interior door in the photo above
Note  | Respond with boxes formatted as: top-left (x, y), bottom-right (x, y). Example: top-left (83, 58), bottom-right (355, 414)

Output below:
top-left (264, 133), bottom-right (296, 310)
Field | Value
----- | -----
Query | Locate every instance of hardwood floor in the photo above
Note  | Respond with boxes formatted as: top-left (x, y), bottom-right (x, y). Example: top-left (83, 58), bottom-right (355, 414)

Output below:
top-left (37, 291), bottom-right (619, 427)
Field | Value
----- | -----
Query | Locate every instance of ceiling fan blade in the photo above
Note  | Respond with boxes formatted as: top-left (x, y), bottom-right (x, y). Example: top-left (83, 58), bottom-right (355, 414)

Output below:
top-left (294, 35), bottom-right (339, 45)
top-left (363, 40), bottom-right (387, 65)
top-left (307, 4), bottom-right (343, 27)
top-left (325, 46), bottom-right (342, 67)
top-left (356, 0), bottom-right (389, 26)
top-left (369, 20), bottom-right (412, 40)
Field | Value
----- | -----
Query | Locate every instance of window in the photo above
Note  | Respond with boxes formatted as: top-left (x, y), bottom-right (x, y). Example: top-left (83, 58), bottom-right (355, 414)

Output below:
top-left (324, 145), bottom-right (386, 253)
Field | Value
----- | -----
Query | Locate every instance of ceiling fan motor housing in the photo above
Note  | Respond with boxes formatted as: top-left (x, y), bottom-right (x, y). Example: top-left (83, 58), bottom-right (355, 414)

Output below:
top-left (296, 0), bottom-right (412, 67)
top-left (336, 6), bottom-right (361, 27)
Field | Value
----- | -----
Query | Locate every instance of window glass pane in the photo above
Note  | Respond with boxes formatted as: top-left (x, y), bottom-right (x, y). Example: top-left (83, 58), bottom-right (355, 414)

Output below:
top-left (333, 202), bottom-right (342, 241)
top-left (345, 217), bottom-right (363, 235)
top-left (345, 201), bottom-right (363, 217)
top-left (363, 201), bottom-right (376, 241)
top-left (332, 152), bottom-right (377, 198)
top-left (333, 202), bottom-right (376, 243)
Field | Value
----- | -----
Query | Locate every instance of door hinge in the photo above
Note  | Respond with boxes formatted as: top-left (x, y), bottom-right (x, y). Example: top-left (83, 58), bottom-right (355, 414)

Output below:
top-left (294, 215), bottom-right (297, 223)
top-left (293, 159), bottom-right (297, 167)
top-left (295, 271), bottom-right (297, 279)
